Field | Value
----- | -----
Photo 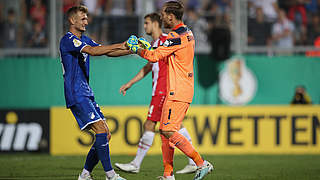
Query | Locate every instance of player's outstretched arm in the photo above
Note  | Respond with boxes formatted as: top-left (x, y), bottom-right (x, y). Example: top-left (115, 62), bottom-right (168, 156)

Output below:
top-left (81, 42), bottom-right (127, 56)
top-left (119, 62), bottom-right (152, 96)
top-left (135, 45), bottom-right (178, 62)
top-left (106, 41), bottom-right (132, 57)
top-left (106, 49), bottom-right (132, 57)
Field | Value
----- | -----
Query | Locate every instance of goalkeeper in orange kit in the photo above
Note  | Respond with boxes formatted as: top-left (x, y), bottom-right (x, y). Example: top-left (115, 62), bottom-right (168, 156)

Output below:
top-left (126, 1), bottom-right (214, 180)
top-left (115, 13), bottom-right (197, 175)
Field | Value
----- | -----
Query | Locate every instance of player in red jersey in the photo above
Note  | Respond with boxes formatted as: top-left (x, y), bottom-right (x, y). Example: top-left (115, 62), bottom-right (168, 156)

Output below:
top-left (114, 12), bottom-right (197, 175)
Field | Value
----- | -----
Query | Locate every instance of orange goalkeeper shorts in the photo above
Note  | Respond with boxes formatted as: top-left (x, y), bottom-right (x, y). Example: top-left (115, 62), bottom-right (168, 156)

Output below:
top-left (159, 100), bottom-right (190, 131)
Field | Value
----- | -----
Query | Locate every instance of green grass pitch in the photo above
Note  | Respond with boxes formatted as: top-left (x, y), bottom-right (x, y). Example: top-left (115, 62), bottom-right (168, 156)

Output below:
top-left (0, 154), bottom-right (319, 180)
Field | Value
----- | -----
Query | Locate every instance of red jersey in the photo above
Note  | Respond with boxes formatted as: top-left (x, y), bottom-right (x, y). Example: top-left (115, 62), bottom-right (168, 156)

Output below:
top-left (151, 33), bottom-right (168, 96)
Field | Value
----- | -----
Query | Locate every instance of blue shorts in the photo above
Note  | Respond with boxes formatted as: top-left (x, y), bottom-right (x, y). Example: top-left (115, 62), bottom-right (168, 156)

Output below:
top-left (70, 96), bottom-right (105, 130)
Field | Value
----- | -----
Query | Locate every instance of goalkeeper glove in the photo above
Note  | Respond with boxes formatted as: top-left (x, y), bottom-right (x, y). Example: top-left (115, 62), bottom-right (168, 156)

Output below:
top-left (127, 35), bottom-right (140, 53)
top-left (138, 37), bottom-right (152, 50)
top-left (128, 44), bottom-right (140, 53)
top-left (127, 35), bottom-right (138, 45)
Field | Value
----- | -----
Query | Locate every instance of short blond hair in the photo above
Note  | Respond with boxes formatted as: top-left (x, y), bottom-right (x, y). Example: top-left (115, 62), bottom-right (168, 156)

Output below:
top-left (66, 5), bottom-right (88, 19)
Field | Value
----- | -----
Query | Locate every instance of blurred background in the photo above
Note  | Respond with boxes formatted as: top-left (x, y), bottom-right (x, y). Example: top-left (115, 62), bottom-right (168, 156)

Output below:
top-left (2, 0), bottom-right (320, 56)
top-left (0, 0), bottom-right (320, 158)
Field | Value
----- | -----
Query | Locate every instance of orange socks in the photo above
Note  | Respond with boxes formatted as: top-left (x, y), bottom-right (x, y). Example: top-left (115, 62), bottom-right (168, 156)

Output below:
top-left (161, 131), bottom-right (204, 177)
top-left (161, 134), bottom-right (174, 177)
top-left (169, 131), bottom-right (204, 166)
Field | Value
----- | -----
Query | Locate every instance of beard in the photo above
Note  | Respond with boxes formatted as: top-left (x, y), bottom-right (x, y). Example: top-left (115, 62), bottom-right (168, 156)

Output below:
top-left (163, 22), bottom-right (171, 29)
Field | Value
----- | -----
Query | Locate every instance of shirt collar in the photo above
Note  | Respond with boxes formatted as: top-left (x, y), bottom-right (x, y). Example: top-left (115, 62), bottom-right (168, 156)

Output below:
top-left (68, 31), bottom-right (82, 39)
top-left (172, 23), bottom-right (185, 31)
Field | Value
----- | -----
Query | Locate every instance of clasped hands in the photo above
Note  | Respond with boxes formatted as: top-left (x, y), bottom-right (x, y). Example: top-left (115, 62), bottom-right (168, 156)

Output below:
top-left (126, 35), bottom-right (152, 53)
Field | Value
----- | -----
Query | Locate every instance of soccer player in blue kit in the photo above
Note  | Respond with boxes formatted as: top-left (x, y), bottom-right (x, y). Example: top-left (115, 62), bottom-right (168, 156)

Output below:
top-left (59, 5), bottom-right (130, 180)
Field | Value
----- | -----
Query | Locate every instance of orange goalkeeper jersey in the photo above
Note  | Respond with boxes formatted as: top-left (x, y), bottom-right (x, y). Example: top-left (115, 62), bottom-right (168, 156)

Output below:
top-left (140, 23), bottom-right (195, 103)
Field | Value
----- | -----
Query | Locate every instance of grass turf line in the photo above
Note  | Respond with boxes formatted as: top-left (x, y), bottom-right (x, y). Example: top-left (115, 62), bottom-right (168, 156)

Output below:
top-left (0, 154), bottom-right (319, 180)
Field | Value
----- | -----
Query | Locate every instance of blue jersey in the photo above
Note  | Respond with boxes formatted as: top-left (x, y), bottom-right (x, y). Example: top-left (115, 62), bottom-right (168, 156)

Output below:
top-left (59, 32), bottom-right (100, 108)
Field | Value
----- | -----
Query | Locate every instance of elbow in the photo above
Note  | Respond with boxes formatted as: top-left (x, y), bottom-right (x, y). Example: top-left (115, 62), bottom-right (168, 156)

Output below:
top-left (90, 49), bottom-right (101, 56)
top-left (90, 52), bottom-right (98, 56)
top-left (85, 46), bottom-right (104, 56)
top-left (84, 46), bottom-right (97, 56)
top-left (148, 58), bottom-right (158, 63)
top-left (145, 54), bottom-right (160, 63)
top-left (143, 56), bottom-right (158, 62)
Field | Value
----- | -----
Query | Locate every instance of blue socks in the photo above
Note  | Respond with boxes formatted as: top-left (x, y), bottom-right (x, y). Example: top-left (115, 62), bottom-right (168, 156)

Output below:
top-left (83, 133), bottom-right (113, 173)
top-left (84, 141), bottom-right (99, 172)
top-left (94, 133), bottom-right (113, 172)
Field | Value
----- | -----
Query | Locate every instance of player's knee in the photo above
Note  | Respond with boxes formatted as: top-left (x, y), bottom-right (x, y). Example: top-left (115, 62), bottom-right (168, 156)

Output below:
top-left (160, 130), bottom-right (174, 139)
top-left (91, 120), bottom-right (108, 134)
top-left (107, 132), bottom-right (111, 141)
top-left (144, 120), bottom-right (156, 132)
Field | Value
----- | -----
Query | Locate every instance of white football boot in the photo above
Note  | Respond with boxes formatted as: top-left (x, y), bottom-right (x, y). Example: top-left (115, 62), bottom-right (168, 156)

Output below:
top-left (176, 164), bottom-right (197, 174)
top-left (106, 173), bottom-right (126, 180)
top-left (114, 162), bottom-right (139, 173)
top-left (157, 175), bottom-right (175, 180)
top-left (193, 161), bottom-right (214, 180)
top-left (78, 174), bottom-right (93, 180)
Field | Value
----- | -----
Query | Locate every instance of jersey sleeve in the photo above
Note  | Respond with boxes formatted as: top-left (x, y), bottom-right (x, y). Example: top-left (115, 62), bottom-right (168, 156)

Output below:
top-left (62, 36), bottom-right (88, 53)
top-left (140, 32), bottom-right (185, 62)
top-left (86, 37), bottom-right (100, 47)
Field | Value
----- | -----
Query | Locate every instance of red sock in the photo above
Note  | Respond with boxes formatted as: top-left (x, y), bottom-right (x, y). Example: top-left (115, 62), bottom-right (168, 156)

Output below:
top-left (169, 131), bottom-right (204, 166)
top-left (161, 134), bottom-right (174, 177)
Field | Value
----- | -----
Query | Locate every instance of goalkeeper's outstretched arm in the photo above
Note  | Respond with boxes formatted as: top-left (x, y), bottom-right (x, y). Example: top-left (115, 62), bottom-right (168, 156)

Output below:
top-left (126, 35), bottom-right (177, 62)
